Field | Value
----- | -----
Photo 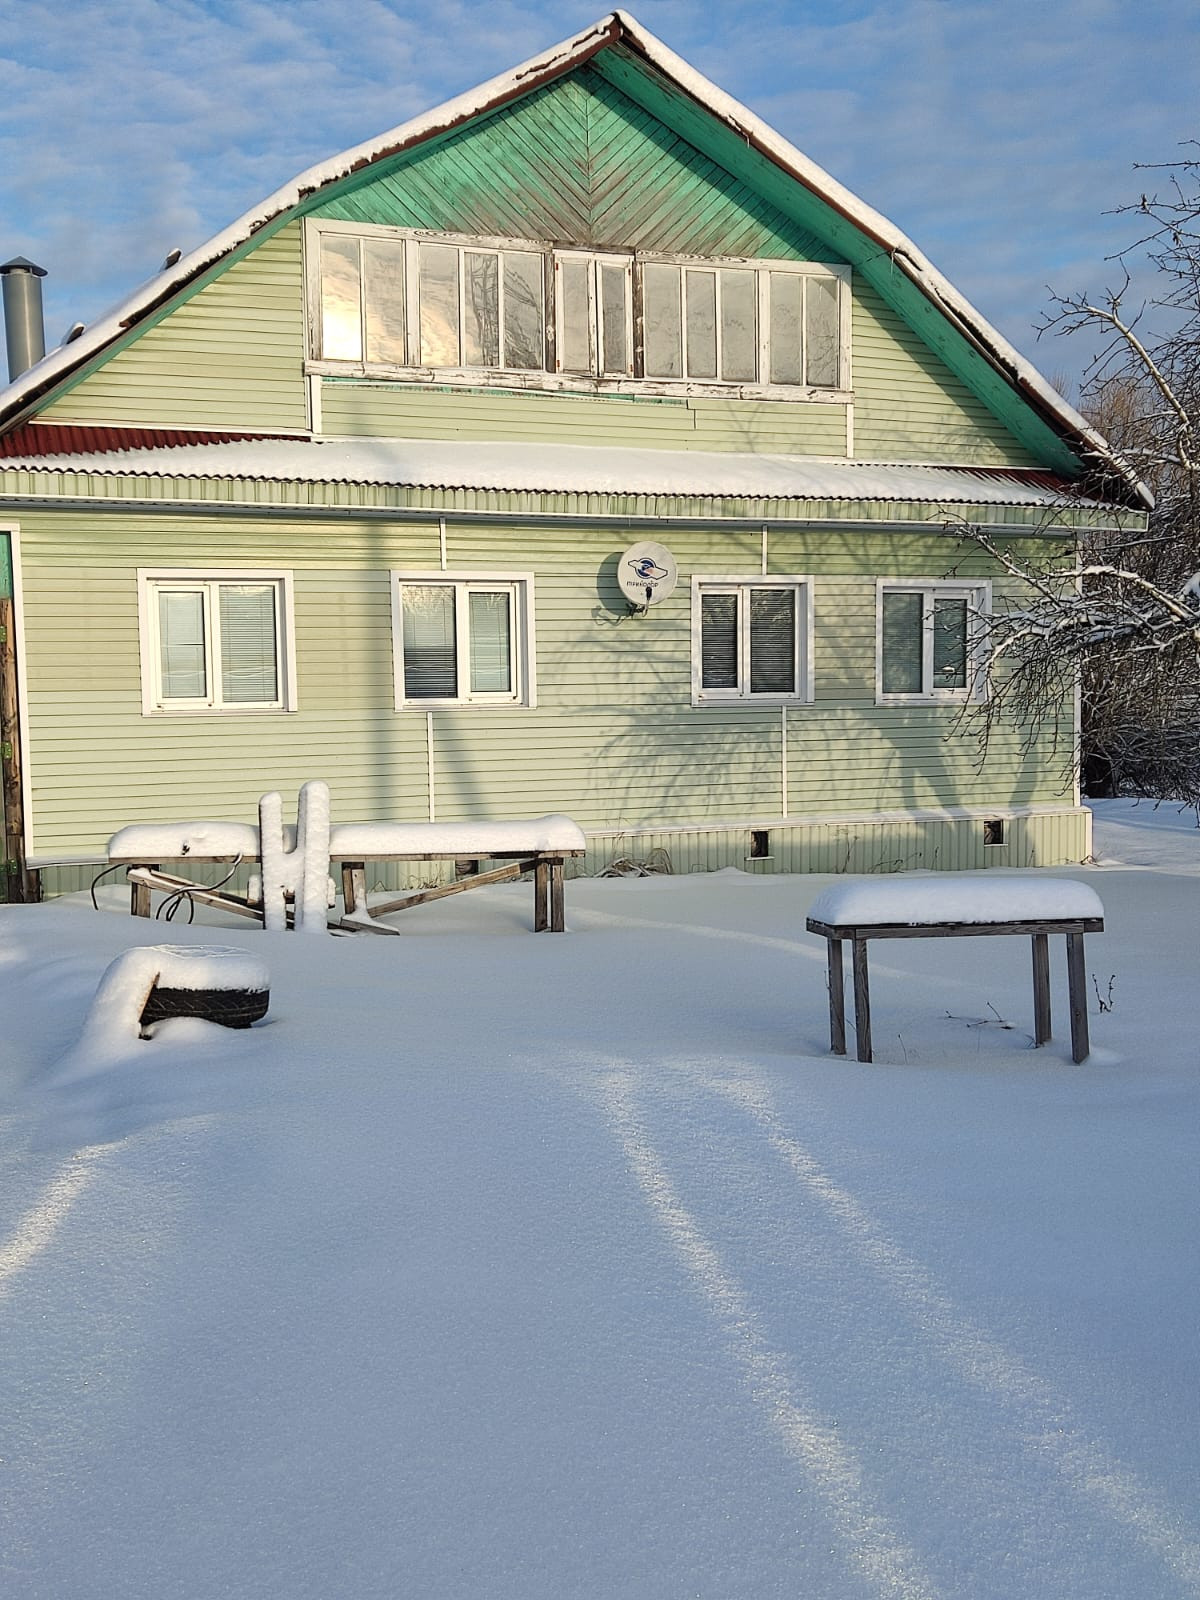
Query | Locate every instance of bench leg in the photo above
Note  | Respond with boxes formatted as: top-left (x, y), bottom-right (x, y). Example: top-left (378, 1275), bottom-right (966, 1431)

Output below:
top-left (851, 937), bottom-right (872, 1063)
top-left (1066, 932), bottom-right (1090, 1062)
top-left (549, 859), bottom-right (566, 932)
top-left (131, 866), bottom-right (155, 918)
top-left (534, 859), bottom-right (550, 932)
top-left (341, 862), bottom-right (367, 917)
top-left (1031, 933), bottom-right (1052, 1046)
top-left (826, 938), bottom-right (846, 1055)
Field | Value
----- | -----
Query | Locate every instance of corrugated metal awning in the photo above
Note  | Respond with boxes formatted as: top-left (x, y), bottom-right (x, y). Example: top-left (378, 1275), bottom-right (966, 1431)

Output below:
top-left (0, 435), bottom-right (1099, 508)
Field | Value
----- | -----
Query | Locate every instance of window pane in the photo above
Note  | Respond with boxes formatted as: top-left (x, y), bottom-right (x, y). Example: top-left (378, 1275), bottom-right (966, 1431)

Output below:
top-left (319, 236), bottom-right (361, 360)
top-left (464, 251), bottom-right (499, 367)
top-left (468, 590), bottom-right (513, 694)
top-left (749, 588), bottom-right (796, 694)
top-left (806, 275), bottom-right (840, 387)
top-left (643, 264), bottom-right (682, 378)
top-left (700, 592), bottom-right (739, 689)
top-left (720, 269), bottom-right (757, 381)
top-left (402, 585), bottom-right (457, 698)
top-left (503, 251), bottom-right (544, 370)
top-left (933, 596), bottom-right (968, 689)
top-left (362, 237), bottom-right (406, 364)
top-left (220, 583), bottom-right (278, 704)
top-left (769, 273), bottom-right (803, 385)
top-left (559, 258), bottom-right (591, 373)
top-left (601, 264), bottom-right (628, 374)
top-left (685, 269), bottom-right (717, 379)
top-left (882, 590), bottom-right (924, 694)
top-left (419, 243), bottom-right (460, 366)
top-left (158, 590), bottom-right (207, 700)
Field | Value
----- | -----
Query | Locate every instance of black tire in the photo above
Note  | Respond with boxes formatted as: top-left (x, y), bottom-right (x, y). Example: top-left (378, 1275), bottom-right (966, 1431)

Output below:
top-left (140, 984), bottom-right (270, 1030)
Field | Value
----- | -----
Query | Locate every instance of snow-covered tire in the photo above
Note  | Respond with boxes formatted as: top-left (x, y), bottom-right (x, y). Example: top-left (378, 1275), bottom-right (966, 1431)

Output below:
top-left (140, 984), bottom-right (269, 1029)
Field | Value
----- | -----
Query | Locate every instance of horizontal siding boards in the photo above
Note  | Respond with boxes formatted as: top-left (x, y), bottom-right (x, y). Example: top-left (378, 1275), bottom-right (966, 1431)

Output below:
top-left (16, 508), bottom-right (1076, 860)
top-left (320, 381), bottom-right (848, 455)
top-left (851, 283), bottom-right (1039, 466)
top-left (43, 227), bottom-right (308, 432)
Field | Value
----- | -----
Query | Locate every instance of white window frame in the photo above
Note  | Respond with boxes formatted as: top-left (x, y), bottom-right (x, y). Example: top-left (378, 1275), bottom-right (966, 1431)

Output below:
top-left (305, 220), bottom-right (852, 399)
top-left (875, 579), bottom-right (991, 704)
top-left (691, 576), bottom-right (813, 705)
top-left (552, 250), bottom-right (635, 377)
top-left (390, 571), bottom-right (536, 709)
top-left (137, 569), bottom-right (297, 716)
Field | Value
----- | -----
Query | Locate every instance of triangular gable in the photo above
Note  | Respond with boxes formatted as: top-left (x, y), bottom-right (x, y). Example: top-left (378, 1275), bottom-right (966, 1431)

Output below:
top-left (0, 9), bottom-right (1148, 507)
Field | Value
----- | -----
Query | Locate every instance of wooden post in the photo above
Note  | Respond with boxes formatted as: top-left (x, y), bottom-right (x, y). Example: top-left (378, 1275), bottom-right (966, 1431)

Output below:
top-left (1066, 931), bottom-right (1090, 1063)
top-left (534, 858), bottom-right (550, 932)
top-left (1031, 933), bottom-right (1052, 1046)
top-left (0, 594), bottom-right (30, 903)
top-left (826, 937), bottom-right (846, 1055)
top-left (131, 866), bottom-right (155, 918)
top-left (549, 858), bottom-right (566, 932)
top-left (340, 862), bottom-right (367, 917)
top-left (852, 936), bottom-right (872, 1063)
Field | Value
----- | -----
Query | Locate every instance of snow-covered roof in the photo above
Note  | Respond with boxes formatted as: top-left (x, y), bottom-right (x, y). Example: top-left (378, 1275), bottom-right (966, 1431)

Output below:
top-left (0, 436), bottom-right (1107, 510)
top-left (0, 10), bottom-right (1150, 508)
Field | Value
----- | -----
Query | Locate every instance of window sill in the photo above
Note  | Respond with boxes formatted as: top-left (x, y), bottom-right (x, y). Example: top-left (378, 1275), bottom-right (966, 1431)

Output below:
top-left (307, 361), bottom-right (852, 406)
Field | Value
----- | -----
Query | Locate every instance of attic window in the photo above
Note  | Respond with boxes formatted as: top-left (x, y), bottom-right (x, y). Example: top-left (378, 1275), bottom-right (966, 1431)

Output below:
top-left (308, 222), bottom-right (851, 395)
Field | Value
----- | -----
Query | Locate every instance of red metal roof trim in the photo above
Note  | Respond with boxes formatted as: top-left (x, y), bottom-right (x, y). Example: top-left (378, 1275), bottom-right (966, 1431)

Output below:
top-left (0, 422), bottom-right (295, 458)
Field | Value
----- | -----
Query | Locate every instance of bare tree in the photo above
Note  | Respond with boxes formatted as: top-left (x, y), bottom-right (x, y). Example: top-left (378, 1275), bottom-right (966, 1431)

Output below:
top-left (959, 151), bottom-right (1200, 808)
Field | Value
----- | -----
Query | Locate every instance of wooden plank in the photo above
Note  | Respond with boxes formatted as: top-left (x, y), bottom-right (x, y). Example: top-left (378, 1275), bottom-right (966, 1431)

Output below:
top-left (1066, 932), bottom-right (1090, 1063)
top-left (126, 866), bottom-right (268, 923)
top-left (852, 937), bottom-right (872, 1063)
top-left (807, 918), bottom-right (1103, 940)
top-left (1031, 933), bottom-right (1052, 1046)
top-left (365, 860), bottom-right (527, 918)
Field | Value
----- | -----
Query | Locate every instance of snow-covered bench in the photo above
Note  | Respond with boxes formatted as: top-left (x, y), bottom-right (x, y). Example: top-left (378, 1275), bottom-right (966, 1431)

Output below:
top-left (107, 814), bottom-right (587, 933)
top-left (805, 876), bottom-right (1105, 1063)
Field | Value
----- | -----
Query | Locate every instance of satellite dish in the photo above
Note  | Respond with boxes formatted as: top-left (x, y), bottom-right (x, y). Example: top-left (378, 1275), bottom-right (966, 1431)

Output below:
top-left (618, 541), bottom-right (678, 610)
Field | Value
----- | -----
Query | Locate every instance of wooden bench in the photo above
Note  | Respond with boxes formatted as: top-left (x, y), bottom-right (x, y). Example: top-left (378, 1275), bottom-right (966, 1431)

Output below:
top-left (805, 876), bottom-right (1105, 1064)
top-left (108, 816), bottom-right (587, 934)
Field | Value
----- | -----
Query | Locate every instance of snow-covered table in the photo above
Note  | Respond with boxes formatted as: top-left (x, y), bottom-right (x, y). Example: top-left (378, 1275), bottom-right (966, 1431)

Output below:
top-left (806, 876), bottom-right (1105, 1064)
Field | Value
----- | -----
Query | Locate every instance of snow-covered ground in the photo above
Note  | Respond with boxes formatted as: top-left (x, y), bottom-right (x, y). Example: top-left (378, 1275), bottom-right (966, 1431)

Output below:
top-left (1, 799), bottom-right (1197, 1600)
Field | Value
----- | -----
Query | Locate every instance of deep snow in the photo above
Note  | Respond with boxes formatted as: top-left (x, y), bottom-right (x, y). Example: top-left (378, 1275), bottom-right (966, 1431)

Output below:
top-left (1, 799), bottom-right (1196, 1599)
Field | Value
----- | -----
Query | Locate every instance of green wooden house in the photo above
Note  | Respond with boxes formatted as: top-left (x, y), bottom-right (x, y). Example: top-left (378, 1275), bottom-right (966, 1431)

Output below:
top-left (0, 11), bottom-right (1148, 900)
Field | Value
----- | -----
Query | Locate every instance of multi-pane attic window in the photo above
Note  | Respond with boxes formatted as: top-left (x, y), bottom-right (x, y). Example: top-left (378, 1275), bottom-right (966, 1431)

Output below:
top-left (310, 224), bottom-right (849, 392)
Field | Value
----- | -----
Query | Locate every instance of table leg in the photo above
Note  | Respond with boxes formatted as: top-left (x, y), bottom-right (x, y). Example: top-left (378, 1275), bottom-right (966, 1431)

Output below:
top-left (827, 937), bottom-right (846, 1055)
top-left (1066, 932), bottom-right (1090, 1062)
top-left (534, 859), bottom-right (550, 932)
top-left (549, 859), bottom-right (565, 932)
top-left (1031, 932), bottom-right (1051, 1046)
top-left (341, 862), bottom-right (367, 917)
top-left (131, 866), bottom-right (154, 918)
top-left (852, 937), bottom-right (872, 1063)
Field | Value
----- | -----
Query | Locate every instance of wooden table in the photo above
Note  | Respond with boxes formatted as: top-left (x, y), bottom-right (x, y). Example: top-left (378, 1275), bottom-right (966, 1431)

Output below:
top-left (806, 884), bottom-right (1104, 1063)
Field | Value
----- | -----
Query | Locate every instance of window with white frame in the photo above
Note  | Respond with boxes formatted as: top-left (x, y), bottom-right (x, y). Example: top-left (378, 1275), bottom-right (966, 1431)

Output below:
top-left (309, 222), bottom-right (850, 393)
top-left (391, 573), bottom-right (534, 707)
top-left (876, 581), bottom-right (988, 701)
top-left (140, 572), bottom-right (295, 713)
top-left (692, 577), bottom-right (812, 702)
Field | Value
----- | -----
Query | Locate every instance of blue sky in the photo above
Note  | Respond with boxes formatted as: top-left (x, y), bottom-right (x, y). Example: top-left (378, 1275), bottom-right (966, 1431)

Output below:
top-left (0, 0), bottom-right (1196, 396)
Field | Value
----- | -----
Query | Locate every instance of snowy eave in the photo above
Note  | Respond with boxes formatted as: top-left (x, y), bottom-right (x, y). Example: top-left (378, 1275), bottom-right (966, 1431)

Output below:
top-left (0, 9), bottom-right (1149, 510)
top-left (0, 436), bottom-right (1111, 509)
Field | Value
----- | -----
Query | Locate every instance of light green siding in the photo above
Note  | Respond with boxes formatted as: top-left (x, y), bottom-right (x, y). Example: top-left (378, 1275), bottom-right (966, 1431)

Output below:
top-left (17, 505), bottom-right (1075, 864)
top-left (42, 227), bottom-right (308, 432)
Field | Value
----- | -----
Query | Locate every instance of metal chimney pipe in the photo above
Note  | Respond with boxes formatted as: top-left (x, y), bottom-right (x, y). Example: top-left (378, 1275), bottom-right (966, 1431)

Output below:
top-left (1, 257), bottom-right (48, 382)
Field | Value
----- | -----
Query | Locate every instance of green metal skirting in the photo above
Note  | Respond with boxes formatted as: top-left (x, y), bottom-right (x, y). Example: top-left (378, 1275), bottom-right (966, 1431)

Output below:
top-left (32, 809), bottom-right (1090, 904)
